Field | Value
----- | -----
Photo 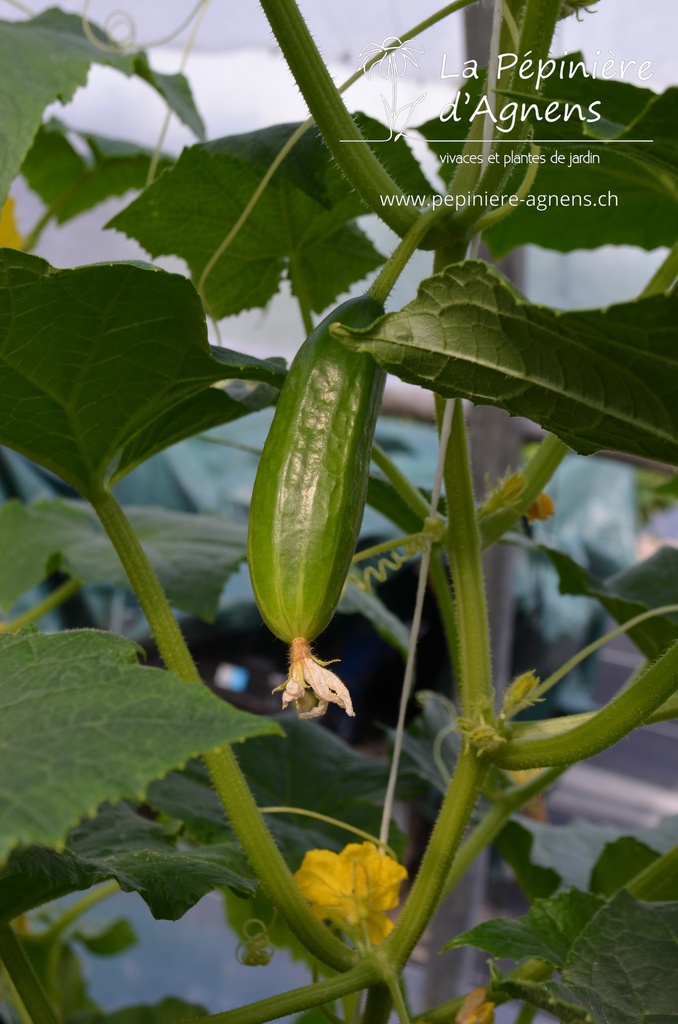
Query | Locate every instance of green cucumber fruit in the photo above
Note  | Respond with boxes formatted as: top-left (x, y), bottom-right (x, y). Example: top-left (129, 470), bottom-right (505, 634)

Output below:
top-left (248, 295), bottom-right (385, 644)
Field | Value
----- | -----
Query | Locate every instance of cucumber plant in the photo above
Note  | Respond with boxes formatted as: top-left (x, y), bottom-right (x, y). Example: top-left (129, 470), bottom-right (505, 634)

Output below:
top-left (0, 0), bottom-right (678, 1022)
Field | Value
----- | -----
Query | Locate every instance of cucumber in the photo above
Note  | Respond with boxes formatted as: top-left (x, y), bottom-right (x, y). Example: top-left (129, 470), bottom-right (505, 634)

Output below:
top-left (247, 295), bottom-right (384, 716)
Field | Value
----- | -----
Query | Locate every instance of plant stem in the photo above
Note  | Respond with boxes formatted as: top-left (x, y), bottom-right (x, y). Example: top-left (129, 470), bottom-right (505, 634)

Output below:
top-left (531, 603), bottom-right (678, 703)
top-left (639, 240), bottom-right (678, 297)
top-left (209, 747), bottom-right (357, 971)
top-left (258, 0), bottom-right (418, 237)
top-left (0, 924), bottom-right (59, 1024)
top-left (495, 638), bottom-right (678, 768)
top-left (362, 983), bottom-right (393, 1024)
top-left (197, 0), bottom-right (477, 305)
top-left (368, 210), bottom-right (460, 306)
top-left (288, 252), bottom-right (315, 334)
top-left (443, 399), bottom-right (493, 716)
top-left (386, 974), bottom-right (412, 1024)
top-left (89, 488), bottom-right (355, 972)
top-left (258, 806), bottom-right (397, 858)
top-left (42, 881), bottom-right (119, 941)
top-left (442, 766), bottom-right (564, 898)
top-left (371, 444), bottom-right (431, 520)
top-left (478, 434), bottom-right (569, 549)
top-left (194, 959), bottom-right (378, 1024)
top-left (91, 488), bottom-right (201, 682)
top-left (352, 533), bottom-right (424, 566)
top-left (627, 842), bottom-right (678, 900)
top-left (429, 554), bottom-right (462, 687)
top-left (383, 748), bottom-right (486, 969)
top-left (0, 578), bottom-right (81, 633)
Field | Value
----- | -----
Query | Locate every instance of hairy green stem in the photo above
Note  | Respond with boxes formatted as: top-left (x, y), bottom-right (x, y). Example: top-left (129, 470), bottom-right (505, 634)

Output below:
top-left (205, 746), bottom-right (355, 972)
top-left (442, 399), bottom-right (493, 716)
top-left (368, 209), bottom-right (456, 306)
top-left (496, 639), bottom-right (678, 768)
top-left (386, 974), bottom-right (412, 1024)
top-left (627, 842), bottom-right (678, 900)
top-left (198, 1), bottom-right (476, 303)
top-left (429, 554), bottom-right (462, 687)
top-left (195, 959), bottom-right (378, 1024)
top-left (479, 434), bottom-right (569, 549)
top-left (288, 251), bottom-right (315, 334)
top-left (371, 444), bottom-right (431, 520)
top-left (442, 766), bottom-right (564, 898)
top-left (383, 749), bottom-right (486, 968)
top-left (362, 983), bottom-right (393, 1024)
top-left (0, 578), bottom-right (81, 633)
top-left (0, 924), bottom-right (59, 1024)
top-left (451, 0), bottom-right (563, 231)
top-left (258, 0), bottom-right (417, 237)
top-left (91, 488), bottom-right (201, 682)
top-left (90, 488), bottom-right (355, 972)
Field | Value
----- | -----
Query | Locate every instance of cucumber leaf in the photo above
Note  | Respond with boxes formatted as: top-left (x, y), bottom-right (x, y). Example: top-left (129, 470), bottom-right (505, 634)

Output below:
top-left (335, 261), bottom-right (678, 466)
top-left (0, 8), bottom-right (202, 202)
top-left (108, 125), bottom-right (384, 319)
top-left (0, 251), bottom-right (284, 497)
top-left (0, 629), bottom-right (279, 864)
top-left (0, 499), bottom-right (247, 623)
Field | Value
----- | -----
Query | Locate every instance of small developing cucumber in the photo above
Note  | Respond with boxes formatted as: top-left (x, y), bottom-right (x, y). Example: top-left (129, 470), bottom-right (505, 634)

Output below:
top-left (247, 295), bottom-right (385, 718)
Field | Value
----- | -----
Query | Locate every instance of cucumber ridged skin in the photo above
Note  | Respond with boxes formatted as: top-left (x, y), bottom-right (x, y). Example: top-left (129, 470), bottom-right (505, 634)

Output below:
top-left (248, 295), bottom-right (385, 644)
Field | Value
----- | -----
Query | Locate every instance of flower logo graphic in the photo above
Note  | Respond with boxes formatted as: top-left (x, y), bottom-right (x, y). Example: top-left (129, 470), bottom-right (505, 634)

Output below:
top-left (357, 36), bottom-right (427, 141)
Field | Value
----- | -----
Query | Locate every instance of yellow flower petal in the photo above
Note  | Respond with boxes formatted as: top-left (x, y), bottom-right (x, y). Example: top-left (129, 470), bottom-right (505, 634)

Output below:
top-left (294, 842), bottom-right (407, 945)
top-left (526, 492), bottom-right (555, 523)
top-left (0, 197), bottom-right (24, 250)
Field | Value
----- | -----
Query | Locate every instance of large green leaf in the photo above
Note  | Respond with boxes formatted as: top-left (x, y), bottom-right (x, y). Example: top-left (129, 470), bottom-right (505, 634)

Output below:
top-left (497, 814), bottom-right (678, 899)
top-left (486, 85), bottom-right (678, 255)
top-left (0, 499), bottom-right (247, 622)
top-left (551, 892), bottom-right (678, 1024)
top-left (467, 893), bottom-right (678, 1024)
top-left (418, 66), bottom-right (678, 253)
top-left (334, 261), bottom-right (678, 466)
top-left (0, 802), bottom-right (256, 924)
top-left (149, 721), bottom-right (407, 869)
top-left (0, 8), bottom-right (203, 202)
top-left (0, 250), bottom-right (284, 496)
top-left (108, 125), bottom-right (384, 319)
top-left (510, 535), bottom-right (678, 659)
top-left (0, 629), bottom-right (279, 864)
top-left (21, 119), bottom-right (173, 226)
top-left (446, 890), bottom-right (603, 967)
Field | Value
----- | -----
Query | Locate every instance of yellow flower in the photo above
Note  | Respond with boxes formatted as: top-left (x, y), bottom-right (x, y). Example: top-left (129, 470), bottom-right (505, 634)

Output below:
top-left (525, 492), bottom-right (555, 523)
top-left (456, 988), bottom-right (495, 1024)
top-left (0, 197), bottom-right (24, 250)
top-left (294, 842), bottom-right (407, 945)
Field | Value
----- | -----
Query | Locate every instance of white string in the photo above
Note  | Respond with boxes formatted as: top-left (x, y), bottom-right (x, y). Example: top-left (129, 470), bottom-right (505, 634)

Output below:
top-left (378, 399), bottom-right (455, 848)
